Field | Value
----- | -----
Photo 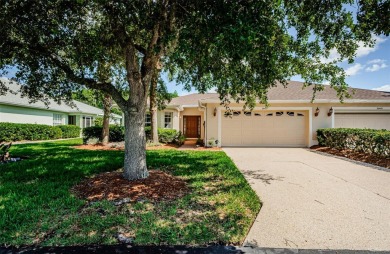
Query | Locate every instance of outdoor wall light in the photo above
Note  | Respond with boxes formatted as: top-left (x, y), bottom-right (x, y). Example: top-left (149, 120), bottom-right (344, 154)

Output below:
top-left (213, 107), bottom-right (217, 116)
top-left (328, 107), bottom-right (333, 117)
top-left (314, 107), bottom-right (320, 117)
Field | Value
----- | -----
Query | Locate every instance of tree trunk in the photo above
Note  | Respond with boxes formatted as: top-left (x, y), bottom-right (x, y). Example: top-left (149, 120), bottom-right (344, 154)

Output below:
top-left (123, 105), bottom-right (149, 180)
top-left (150, 69), bottom-right (159, 144)
top-left (101, 93), bottom-right (112, 145)
top-left (122, 45), bottom-right (150, 180)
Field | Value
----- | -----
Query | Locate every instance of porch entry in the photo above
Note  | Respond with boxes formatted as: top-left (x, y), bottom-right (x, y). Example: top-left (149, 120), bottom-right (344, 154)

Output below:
top-left (183, 116), bottom-right (201, 138)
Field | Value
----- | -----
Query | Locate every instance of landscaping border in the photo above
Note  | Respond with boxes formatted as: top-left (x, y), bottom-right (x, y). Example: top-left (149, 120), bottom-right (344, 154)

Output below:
top-left (308, 149), bottom-right (390, 173)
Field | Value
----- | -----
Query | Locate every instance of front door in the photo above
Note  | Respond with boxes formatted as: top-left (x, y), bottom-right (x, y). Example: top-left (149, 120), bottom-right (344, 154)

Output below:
top-left (184, 116), bottom-right (200, 138)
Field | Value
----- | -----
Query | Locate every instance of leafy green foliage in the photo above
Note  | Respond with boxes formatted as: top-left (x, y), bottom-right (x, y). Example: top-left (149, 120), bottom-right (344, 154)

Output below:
top-left (94, 117), bottom-right (103, 127)
top-left (175, 131), bottom-right (186, 146)
top-left (317, 128), bottom-right (390, 158)
top-left (83, 125), bottom-right (125, 143)
top-left (157, 129), bottom-right (178, 143)
top-left (0, 123), bottom-right (62, 142)
top-left (0, 139), bottom-right (260, 246)
top-left (156, 79), bottom-right (175, 110)
top-left (144, 126), bottom-right (152, 141)
top-left (57, 125), bottom-right (81, 139)
top-left (72, 89), bottom-right (103, 109)
top-left (85, 126), bottom-right (184, 145)
top-left (196, 138), bottom-right (204, 146)
top-left (0, 1), bottom-right (386, 107)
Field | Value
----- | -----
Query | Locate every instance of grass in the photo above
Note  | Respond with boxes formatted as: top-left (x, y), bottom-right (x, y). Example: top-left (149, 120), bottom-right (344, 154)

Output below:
top-left (0, 139), bottom-right (261, 246)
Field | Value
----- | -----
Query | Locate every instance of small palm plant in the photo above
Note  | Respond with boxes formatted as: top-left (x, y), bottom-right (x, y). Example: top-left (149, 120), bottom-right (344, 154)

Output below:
top-left (0, 142), bottom-right (12, 162)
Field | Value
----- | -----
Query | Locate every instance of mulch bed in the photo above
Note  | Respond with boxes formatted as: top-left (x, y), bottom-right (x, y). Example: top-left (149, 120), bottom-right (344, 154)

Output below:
top-left (310, 146), bottom-right (390, 169)
top-left (72, 170), bottom-right (189, 202)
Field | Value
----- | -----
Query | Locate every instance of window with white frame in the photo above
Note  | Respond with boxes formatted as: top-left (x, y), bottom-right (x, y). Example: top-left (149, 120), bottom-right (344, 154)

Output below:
top-left (164, 112), bottom-right (173, 128)
top-left (145, 113), bottom-right (151, 127)
top-left (82, 116), bottom-right (93, 128)
top-left (53, 114), bottom-right (63, 126)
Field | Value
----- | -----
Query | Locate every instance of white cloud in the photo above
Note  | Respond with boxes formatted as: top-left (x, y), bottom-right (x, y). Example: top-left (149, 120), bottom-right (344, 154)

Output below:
top-left (365, 59), bottom-right (388, 72)
top-left (321, 48), bottom-right (340, 63)
top-left (372, 85), bottom-right (390, 92)
top-left (355, 35), bottom-right (387, 58)
top-left (345, 63), bottom-right (364, 76)
top-left (366, 63), bottom-right (387, 72)
top-left (367, 59), bottom-right (384, 64)
top-left (321, 35), bottom-right (387, 63)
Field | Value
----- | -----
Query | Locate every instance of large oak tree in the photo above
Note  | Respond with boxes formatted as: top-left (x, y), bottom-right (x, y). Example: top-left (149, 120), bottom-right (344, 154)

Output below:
top-left (0, 0), bottom-right (387, 180)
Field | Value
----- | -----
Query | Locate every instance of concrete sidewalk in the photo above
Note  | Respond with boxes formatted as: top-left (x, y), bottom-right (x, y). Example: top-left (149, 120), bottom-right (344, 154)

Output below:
top-left (224, 148), bottom-right (390, 251)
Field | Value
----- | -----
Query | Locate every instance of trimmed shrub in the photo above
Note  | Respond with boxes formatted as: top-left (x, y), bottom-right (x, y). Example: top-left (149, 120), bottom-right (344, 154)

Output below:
top-left (158, 129), bottom-right (178, 143)
top-left (83, 125), bottom-right (125, 143)
top-left (0, 122), bottom-right (62, 142)
top-left (145, 126), bottom-right (151, 140)
top-left (57, 125), bottom-right (81, 138)
top-left (109, 125), bottom-right (126, 142)
top-left (83, 125), bottom-right (186, 145)
top-left (317, 128), bottom-right (390, 158)
top-left (174, 131), bottom-right (186, 146)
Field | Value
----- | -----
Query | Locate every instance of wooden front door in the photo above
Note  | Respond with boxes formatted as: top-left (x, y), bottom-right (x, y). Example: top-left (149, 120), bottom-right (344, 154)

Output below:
top-left (184, 116), bottom-right (200, 138)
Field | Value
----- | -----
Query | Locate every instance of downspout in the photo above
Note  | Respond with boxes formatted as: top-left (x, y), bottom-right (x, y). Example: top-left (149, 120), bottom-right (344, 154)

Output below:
top-left (198, 100), bottom-right (207, 147)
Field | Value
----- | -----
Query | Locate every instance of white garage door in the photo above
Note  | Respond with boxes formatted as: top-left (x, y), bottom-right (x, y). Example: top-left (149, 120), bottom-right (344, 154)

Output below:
top-left (334, 114), bottom-right (390, 130)
top-left (221, 110), bottom-right (307, 147)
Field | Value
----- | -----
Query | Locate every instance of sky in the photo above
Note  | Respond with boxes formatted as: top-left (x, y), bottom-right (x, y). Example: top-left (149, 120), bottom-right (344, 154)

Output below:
top-left (164, 35), bottom-right (390, 95)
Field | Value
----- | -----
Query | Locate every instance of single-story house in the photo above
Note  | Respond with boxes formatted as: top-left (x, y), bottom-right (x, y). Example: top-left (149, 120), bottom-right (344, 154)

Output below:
top-left (148, 81), bottom-right (390, 147)
top-left (0, 79), bottom-right (122, 128)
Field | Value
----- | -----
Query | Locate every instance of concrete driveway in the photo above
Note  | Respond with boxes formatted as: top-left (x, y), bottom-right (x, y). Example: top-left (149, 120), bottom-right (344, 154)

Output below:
top-left (223, 148), bottom-right (390, 251)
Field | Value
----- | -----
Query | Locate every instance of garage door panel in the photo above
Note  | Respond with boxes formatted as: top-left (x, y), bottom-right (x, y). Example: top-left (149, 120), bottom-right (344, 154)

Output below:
top-left (335, 114), bottom-right (390, 130)
top-left (221, 110), bottom-right (307, 147)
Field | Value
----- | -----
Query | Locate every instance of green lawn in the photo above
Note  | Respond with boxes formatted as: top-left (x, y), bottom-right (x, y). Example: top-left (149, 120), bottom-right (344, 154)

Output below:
top-left (0, 139), bottom-right (261, 246)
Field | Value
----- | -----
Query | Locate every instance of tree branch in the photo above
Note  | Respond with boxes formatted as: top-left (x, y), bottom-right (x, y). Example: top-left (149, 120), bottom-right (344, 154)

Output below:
top-left (48, 54), bottom-right (127, 108)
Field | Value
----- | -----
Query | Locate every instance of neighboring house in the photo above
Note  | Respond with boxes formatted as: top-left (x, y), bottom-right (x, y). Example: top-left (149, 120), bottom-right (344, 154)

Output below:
top-left (0, 79), bottom-right (122, 128)
top-left (147, 81), bottom-right (390, 147)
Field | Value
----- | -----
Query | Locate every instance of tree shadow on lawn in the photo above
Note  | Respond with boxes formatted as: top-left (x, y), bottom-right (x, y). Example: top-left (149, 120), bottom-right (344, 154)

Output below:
top-left (0, 144), bottom-right (259, 246)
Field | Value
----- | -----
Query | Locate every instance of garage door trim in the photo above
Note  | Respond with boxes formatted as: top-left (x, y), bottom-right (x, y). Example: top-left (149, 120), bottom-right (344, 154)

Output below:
top-left (217, 106), bottom-right (313, 148)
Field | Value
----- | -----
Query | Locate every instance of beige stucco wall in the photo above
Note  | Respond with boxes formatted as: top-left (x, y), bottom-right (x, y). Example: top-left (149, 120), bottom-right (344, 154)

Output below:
top-left (0, 104), bottom-right (68, 126)
top-left (205, 102), bottom-right (390, 147)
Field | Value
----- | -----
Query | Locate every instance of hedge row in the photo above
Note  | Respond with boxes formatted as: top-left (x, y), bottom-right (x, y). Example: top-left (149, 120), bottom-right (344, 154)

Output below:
top-left (317, 128), bottom-right (390, 158)
top-left (83, 125), bottom-right (185, 144)
top-left (0, 122), bottom-right (80, 142)
top-left (57, 125), bottom-right (81, 138)
top-left (83, 125), bottom-right (125, 143)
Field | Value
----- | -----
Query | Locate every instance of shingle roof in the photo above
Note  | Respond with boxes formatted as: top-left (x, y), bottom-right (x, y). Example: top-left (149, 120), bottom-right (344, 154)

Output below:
top-left (266, 81), bottom-right (390, 101)
top-left (0, 79), bottom-right (121, 117)
top-left (169, 93), bottom-right (220, 106)
top-left (169, 81), bottom-right (390, 105)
